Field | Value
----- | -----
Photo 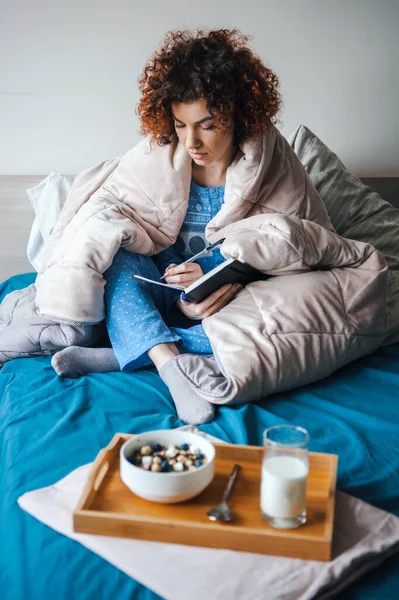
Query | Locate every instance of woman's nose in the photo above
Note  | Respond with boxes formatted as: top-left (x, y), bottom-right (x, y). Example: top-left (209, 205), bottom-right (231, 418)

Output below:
top-left (185, 128), bottom-right (201, 150)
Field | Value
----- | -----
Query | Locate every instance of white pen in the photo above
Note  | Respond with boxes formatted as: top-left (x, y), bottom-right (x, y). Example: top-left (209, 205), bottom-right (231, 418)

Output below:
top-left (159, 238), bottom-right (225, 280)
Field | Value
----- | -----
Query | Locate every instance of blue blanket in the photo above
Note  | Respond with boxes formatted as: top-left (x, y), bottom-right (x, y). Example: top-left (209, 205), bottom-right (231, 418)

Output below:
top-left (1, 273), bottom-right (398, 600)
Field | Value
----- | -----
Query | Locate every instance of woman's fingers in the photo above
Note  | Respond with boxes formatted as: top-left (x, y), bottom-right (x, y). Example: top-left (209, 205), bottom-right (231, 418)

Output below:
top-left (166, 263), bottom-right (196, 275)
top-left (177, 283), bottom-right (242, 320)
top-left (166, 262), bottom-right (203, 284)
top-left (200, 284), bottom-right (242, 318)
top-left (193, 283), bottom-right (241, 317)
top-left (167, 271), bottom-right (198, 284)
top-left (192, 284), bottom-right (233, 313)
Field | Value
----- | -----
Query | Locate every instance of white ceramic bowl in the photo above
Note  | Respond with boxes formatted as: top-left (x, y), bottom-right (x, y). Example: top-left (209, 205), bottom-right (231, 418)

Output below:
top-left (120, 429), bottom-right (215, 503)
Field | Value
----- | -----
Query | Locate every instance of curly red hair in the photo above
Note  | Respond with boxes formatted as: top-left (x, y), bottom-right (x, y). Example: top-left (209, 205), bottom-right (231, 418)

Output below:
top-left (137, 28), bottom-right (282, 146)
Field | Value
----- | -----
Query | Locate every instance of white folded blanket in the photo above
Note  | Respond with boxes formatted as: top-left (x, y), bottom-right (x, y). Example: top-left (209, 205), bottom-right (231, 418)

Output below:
top-left (17, 428), bottom-right (399, 600)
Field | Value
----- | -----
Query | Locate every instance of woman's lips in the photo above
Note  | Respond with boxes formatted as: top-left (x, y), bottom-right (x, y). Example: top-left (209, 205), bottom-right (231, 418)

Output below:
top-left (191, 152), bottom-right (207, 159)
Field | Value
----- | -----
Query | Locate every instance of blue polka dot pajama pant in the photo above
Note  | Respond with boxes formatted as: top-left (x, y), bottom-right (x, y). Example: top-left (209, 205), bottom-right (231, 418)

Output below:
top-left (104, 249), bottom-right (213, 371)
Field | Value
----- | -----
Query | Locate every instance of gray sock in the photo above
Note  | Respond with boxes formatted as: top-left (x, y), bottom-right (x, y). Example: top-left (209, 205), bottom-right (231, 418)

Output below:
top-left (159, 355), bottom-right (216, 425)
top-left (51, 346), bottom-right (120, 378)
top-left (174, 354), bottom-right (234, 401)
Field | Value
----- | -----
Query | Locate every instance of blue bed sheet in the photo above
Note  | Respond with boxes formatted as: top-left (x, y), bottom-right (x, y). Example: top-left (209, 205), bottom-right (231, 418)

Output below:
top-left (1, 273), bottom-right (399, 600)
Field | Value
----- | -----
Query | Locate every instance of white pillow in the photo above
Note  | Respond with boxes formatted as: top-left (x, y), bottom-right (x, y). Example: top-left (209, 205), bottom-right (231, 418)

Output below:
top-left (27, 173), bottom-right (74, 271)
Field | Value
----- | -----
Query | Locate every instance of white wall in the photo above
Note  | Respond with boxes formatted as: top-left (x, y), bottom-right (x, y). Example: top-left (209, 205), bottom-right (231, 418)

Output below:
top-left (1, 0), bottom-right (398, 176)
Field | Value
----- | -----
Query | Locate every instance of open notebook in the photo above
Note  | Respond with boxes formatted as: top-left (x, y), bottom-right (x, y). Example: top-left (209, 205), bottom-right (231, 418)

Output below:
top-left (134, 257), bottom-right (269, 303)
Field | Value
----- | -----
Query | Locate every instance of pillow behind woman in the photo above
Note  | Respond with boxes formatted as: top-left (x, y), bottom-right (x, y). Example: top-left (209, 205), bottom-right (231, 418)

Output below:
top-left (289, 124), bottom-right (399, 344)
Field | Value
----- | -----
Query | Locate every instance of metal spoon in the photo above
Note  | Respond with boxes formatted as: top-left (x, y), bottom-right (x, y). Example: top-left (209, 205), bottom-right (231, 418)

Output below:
top-left (207, 464), bottom-right (240, 522)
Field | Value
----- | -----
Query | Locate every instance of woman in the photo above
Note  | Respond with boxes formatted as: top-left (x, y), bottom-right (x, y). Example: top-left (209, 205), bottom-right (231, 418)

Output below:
top-left (50, 28), bottom-right (323, 424)
top-left (50, 28), bottom-right (284, 423)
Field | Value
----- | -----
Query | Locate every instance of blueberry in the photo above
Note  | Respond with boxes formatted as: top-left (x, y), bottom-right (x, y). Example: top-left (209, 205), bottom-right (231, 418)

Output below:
top-left (161, 460), bottom-right (170, 472)
top-left (129, 452), bottom-right (142, 466)
top-left (196, 453), bottom-right (205, 461)
top-left (194, 460), bottom-right (203, 468)
top-left (152, 443), bottom-right (163, 452)
top-left (179, 443), bottom-right (190, 451)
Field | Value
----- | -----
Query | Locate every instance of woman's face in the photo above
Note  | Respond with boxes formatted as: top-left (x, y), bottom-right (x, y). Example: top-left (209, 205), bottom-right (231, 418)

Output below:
top-left (171, 99), bottom-right (235, 169)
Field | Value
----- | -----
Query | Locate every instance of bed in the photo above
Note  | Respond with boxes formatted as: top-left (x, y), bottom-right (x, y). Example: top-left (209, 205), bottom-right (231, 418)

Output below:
top-left (1, 164), bottom-right (399, 598)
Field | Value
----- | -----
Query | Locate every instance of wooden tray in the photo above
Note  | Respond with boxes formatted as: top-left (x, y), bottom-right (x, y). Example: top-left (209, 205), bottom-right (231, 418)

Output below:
top-left (73, 433), bottom-right (338, 561)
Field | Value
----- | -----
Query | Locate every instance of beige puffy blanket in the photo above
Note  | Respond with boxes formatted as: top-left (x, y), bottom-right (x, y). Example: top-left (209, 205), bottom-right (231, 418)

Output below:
top-left (0, 126), bottom-right (389, 403)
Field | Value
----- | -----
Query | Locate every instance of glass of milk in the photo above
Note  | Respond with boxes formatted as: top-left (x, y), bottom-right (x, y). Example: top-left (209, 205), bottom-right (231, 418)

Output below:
top-left (261, 425), bottom-right (309, 529)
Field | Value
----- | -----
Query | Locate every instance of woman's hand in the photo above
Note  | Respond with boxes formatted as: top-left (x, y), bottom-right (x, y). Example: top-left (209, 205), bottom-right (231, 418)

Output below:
top-left (164, 262), bottom-right (203, 287)
top-left (177, 283), bottom-right (243, 320)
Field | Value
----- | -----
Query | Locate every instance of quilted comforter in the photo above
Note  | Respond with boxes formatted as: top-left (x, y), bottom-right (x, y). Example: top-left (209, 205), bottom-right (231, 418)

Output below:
top-left (0, 125), bottom-right (389, 403)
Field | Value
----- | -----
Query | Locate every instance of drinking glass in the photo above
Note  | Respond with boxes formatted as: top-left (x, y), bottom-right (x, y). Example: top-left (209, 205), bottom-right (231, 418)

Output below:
top-left (261, 424), bottom-right (309, 529)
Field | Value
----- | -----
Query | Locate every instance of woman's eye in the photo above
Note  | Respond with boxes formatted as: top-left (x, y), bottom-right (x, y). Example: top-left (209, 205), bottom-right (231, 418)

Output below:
top-left (174, 122), bottom-right (215, 131)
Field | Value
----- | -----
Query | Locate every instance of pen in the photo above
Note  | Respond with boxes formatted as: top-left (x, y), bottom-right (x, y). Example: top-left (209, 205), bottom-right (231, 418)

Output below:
top-left (159, 238), bottom-right (225, 280)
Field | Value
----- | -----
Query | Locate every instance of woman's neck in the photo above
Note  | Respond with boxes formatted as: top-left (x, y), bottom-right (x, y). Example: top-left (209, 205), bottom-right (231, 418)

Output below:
top-left (191, 145), bottom-right (237, 188)
top-left (191, 167), bottom-right (225, 187)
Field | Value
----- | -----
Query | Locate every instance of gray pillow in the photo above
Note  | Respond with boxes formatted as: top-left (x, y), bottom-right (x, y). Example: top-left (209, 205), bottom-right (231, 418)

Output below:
top-left (288, 125), bottom-right (399, 272)
top-left (288, 124), bottom-right (399, 344)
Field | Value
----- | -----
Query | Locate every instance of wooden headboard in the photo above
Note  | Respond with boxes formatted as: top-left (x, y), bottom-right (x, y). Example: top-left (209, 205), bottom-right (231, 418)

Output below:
top-left (0, 175), bottom-right (398, 283)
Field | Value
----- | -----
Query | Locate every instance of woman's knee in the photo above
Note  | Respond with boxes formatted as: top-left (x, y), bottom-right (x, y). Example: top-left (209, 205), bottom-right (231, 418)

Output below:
top-left (105, 249), bottom-right (159, 281)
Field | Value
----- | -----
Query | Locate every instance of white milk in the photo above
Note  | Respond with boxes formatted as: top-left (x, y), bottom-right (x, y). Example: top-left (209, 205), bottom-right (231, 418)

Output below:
top-left (261, 455), bottom-right (308, 519)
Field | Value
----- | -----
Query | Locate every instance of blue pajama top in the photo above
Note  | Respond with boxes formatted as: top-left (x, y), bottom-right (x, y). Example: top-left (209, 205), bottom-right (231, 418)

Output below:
top-left (155, 180), bottom-right (225, 274)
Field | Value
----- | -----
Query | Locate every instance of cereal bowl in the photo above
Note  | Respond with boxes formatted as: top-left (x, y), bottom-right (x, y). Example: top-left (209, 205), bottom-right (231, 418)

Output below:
top-left (120, 429), bottom-right (215, 503)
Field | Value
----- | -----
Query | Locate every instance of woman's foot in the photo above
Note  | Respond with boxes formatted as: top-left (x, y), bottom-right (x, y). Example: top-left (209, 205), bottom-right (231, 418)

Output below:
top-left (172, 354), bottom-right (234, 400)
top-left (160, 355), bottom-right (216, 425)
top-left (51, 347), bottom-right (120, 378)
